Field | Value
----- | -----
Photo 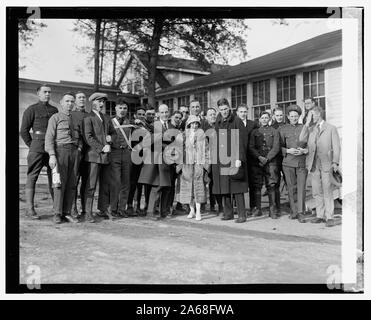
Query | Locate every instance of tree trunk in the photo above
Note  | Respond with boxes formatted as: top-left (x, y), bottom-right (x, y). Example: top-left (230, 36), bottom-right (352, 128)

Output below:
top-left (111, 23), bottom-right (120, 87)
top-left (94, 19), bottom-right (101, 91)
top-left (99, 21), bottom-right (107, 87)
top-left (147, 18), bottom-right (164, 108)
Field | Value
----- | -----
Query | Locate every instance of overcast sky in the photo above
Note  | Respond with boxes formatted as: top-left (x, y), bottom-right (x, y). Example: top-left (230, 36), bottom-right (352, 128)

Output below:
top-left (19, 18), bottom-right (342, 84)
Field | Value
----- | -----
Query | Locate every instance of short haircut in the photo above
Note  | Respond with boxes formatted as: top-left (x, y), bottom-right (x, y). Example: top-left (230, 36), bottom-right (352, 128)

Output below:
top-left (260, 111), bottom-right (271, 118)
top-left (305, 97), bottom-right (316, 103)
top-left (312, 106), bottom-right (325, 117)
top-left (237, 103), bottom-right (249, 111)
top-left (36, 84), bottom-right (51, 92)
top-left (190, 99), bottom-right (200, 104)
top-left (116, 97), bottom-right (127, 105)
top-left (61, 91), bottom-right (75, 99)
top-left (136, 106), bottom-right (146, 114)
top-left (217, 98), bottom-right (230, 107)
top-left (179, 105), bottom-right (188, 110)
top-left (75, 91), bottom-right (85, 97)
top-left (206, 107), bottom-right (217, 114)
top-left (172, 110), bottom-right (182, 117)
top-left (273, 107), bottom-right (283, 114)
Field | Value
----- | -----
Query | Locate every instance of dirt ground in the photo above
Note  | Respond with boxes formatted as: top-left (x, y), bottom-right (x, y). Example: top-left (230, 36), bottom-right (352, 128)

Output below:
top-left (18, 184), bottom-right (363, 288)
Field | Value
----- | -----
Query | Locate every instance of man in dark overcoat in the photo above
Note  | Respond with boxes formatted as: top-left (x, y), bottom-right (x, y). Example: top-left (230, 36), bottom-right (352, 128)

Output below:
top-left (211, 98), bottom-right (249, 223)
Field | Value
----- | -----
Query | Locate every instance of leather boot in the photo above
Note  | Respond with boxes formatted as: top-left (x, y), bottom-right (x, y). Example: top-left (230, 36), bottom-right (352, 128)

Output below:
top-left (268, 187), bottom-right (278, 219)
top-left (25, 188), bottom-right (40, 220)
top-left (252, 189), bottom-right (262, 217)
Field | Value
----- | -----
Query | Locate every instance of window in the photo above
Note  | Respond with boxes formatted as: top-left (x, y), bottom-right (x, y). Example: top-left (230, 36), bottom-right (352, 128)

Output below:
top-left (252, 79), bottom-right (270, 120)
top-left (276, 75), bottom-right (296, 119)
top-left (193, 91), bottom-right (208, 113)
top-left (105, 101), bottom-right (116, 117)
top-left (177, 95), bottom-right (190, 109)
top-left (162, 98), bottom-right (174, 114)
top-left (303, 69), bottom-right (326, 112)
top-left (231, 84), bottom-right (247, 109)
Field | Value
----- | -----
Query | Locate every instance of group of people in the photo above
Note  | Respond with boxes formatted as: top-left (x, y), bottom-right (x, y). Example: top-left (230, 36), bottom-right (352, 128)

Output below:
top-left (20, 84), bottom-right (341, 227)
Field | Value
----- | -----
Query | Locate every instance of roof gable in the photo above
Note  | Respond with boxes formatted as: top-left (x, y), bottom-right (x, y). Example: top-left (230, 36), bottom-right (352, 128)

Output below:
top-left (156, 29), bottom-right (342, 97)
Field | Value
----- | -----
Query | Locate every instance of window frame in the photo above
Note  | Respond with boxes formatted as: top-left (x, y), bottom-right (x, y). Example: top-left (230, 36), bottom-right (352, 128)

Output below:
top-left (231, 83), bottom-right (247, 110)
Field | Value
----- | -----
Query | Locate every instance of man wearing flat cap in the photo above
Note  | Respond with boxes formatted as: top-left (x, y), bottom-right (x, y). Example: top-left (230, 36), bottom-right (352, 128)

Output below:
top-left (279, 105), bottom-right (308, 222)
top-left (83, 92), bottom-right (114, 222)
top-left (299, 106), bottom-right (341, 227)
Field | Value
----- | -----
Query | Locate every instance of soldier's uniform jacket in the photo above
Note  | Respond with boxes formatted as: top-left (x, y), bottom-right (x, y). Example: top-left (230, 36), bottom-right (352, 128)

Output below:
top-left (249, 126), bottom-right (280, 165)
top-left (279, 123), bottom-right (307, 168)
top-left (111, 116), bottom-right (132, 150)
top-left (20, 101), bottom-right (59, 153)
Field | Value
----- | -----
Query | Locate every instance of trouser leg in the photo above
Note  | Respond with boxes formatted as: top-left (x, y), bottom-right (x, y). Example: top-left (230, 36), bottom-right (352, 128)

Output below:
top-left (84, 162), bottom-right (100, 217)
top-left (98, 164), bottom-right (110, 212)
top-left (160, 186), bottom-right (172, 216)
top-left (234, 193), bottom-right (246, 219)
top-left (297, 167), bottom-right (308, 214)
top-left (25, 152), bottom-right (45, 213)
top-left (63, 147), bottom-right (78, 216)
top-left (311, 166), bottom-right (325, 219)
top-left (275, 164), bottom-right (282, 211)
top-left (118, 149), bottom-right (131, 212)
top-left (44, 153), bottom-right (54, 202)
top-left (321, 170), bottom-right (334, 220)
top-left (71, 149), bottom-right (82, 215)
top-left (147, 185), bottom-right (160, 215)
top-left (222, 194), bottom-right (233, 219)
top-left (283, 166), bottom-right (297, 216)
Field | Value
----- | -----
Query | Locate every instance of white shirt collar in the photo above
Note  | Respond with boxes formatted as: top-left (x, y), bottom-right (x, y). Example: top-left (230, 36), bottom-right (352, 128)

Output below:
top-left (93, 109), bottom-right (102, 121)
top-left (318, 120), bottom-right (324, 129)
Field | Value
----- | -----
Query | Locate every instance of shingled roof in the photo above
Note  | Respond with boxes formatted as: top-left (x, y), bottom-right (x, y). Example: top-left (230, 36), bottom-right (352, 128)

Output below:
top-left (156, 29), bottom-right (342, 97)
top-left (132, 50), bottom-right (229, 74)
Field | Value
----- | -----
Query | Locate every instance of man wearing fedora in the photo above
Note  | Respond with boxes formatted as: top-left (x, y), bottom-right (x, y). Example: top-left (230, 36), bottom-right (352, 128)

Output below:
top-left (299, 106), bottom-right (341, 227)
top-left (83, 92), bottom-right (114, 222)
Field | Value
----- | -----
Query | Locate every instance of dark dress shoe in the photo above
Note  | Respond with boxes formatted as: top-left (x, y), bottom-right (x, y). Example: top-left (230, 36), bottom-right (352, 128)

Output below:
top-left (235, 217), bottom-right (246, 223)
top-left (289, 213), bottom-right (298, 219)
top-left (64, 215), bottom-right (79, 223)
top-left (54, 215), bottom-right (63, 224)
top-left (126, 206), bottom-right (134, 215)
top-left (325, 219), bottom-right (336, 227)
top-left (97, 211), bottom-right (109, 219)
top-left (311, 217), bottom-right (325, 224)
top-left (119, 210), bottom-right (129, 218)
top-left (221, 215), bottom-right (234, 221)
top-left (252, 208), bottom-right (262, 217)
top-left (85, 214), bottom-right (97, 223)
top-left (210, 206), bottom-right (216, 213)
top-left (27, 208), bottom-right (40, 220)
top-left (298, 213), bottom-right (306, 223)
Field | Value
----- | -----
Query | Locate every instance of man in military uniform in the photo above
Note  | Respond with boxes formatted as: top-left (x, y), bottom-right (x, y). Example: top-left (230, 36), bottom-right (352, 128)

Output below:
top-left (45, 92), bottom-right (83, 224)
top-left (70, 91), bottom-right (89, 218)
top-left (20, 84), bottom-right (58, 219)
top-left (249, 111), bottom-right (281, 218)
top-left (271, 107), bottom-right (285, 214)
top-left (279, 105), bottom-right (308, 222)
top-left (109, 99), bottom-right (133, 218)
